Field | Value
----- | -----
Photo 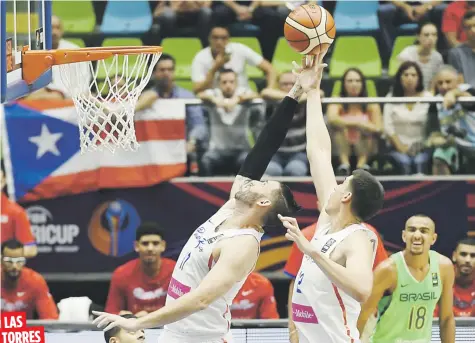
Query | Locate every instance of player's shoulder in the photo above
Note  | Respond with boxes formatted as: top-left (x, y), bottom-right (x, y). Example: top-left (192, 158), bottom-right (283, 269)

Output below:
top-left (161, 257), bottom-right (177, 269)
top-left (194, 46), bottom-right (212, 61)
top-left (374, 256), bottom-right (398, 279)
top-left (434, 251), bottom-right (454, 275)
top-left (113, 258), bottom-right (140, 278)
top-left (23, 267), bottom-right (47, 284)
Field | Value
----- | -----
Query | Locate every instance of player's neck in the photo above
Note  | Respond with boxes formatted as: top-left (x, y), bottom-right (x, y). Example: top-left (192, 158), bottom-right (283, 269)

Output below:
top-left (455, 274), bottom-right (475, 288)
top-left (140, 258), bottom-right (161, 277)
top-left (328, 211), bottom-right (360, 233)
top-left (403, 250), bottom-right (429, 270)
top-left (221, 207), bottom-right (263, 232)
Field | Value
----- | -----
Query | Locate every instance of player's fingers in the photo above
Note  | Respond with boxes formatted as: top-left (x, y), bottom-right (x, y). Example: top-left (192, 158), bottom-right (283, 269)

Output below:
top-left (285, 232), bottom-right (295, 241)
top-left (97, 316), bottom-right (112, 328)
top-left (282, 221), bottom-right (298, 232)
top-left (292, 60), bottom-right (301, 71)
top-left (103, 321), bottom-right (118, 332)
top-left (92, 314), bottom-right (107, 326)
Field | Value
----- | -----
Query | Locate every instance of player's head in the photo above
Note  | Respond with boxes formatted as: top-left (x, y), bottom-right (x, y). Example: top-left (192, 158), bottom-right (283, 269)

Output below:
top-left (218, 69), bottom-right (237, 97)
top-left (416, 22), bottom-right (438, 50)
top-left (134, 222), bottom-right (166, 265)
top-left (209, 26), bottom-right (230, 54)
top-left (392, 61), bottom-right (424, 97)
top-left (325, 170), bottom-right (384, 222)
top-left (278, 72), bottom-right (296, 92)
top-left (452, 238), bottom-right (475, 282)
top-left (434, 65), bottom-right (459, 96)
top-left (153, 53), bottom-right (175, 87)
top-left (51, 15), bottom-right (64, 49)
top-left (234, 180), bottom-right (300, 227)
top-left (402, 214), bottom-right (437, 255)
top-left (462, 9), bottom-right (475, 43)
top-left (103, 314), bottom-right (145, 343)
top-left (1, 239), bottom-right (26, 281)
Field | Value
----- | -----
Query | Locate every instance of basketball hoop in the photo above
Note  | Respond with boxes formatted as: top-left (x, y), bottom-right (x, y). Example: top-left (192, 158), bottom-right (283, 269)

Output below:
top-left (22, 46), bottom-right (162, 153)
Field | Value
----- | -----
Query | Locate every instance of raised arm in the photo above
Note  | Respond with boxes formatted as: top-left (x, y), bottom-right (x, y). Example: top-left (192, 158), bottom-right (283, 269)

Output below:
top-left (299, 55), bottom-right (337, 214)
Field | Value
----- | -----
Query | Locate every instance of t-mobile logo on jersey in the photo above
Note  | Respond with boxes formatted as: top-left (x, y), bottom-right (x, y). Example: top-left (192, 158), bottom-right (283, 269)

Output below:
top-left (292, 303), bottom-right (319, 324)
top-left (167, 277), bottom-right (191, 299)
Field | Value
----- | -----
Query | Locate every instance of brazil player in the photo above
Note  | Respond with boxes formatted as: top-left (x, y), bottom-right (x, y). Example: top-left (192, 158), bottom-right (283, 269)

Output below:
top-left (357, 214), bottom-right (455, 343)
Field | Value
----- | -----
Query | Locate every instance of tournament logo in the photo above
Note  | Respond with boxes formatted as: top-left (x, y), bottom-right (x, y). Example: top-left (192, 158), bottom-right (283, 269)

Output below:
top-left (321, 238), bottom-right (336, 253)
top-left (432, 272), bottom-right (439, 287)
top-left (26, 205), bottom-right (80, 254)
top-left (88, 200), bottom-right (141, 257)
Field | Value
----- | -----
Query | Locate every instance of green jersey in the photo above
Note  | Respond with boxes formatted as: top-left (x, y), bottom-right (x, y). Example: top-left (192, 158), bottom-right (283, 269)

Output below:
top-left (371, 250), bottom-right (442, 343)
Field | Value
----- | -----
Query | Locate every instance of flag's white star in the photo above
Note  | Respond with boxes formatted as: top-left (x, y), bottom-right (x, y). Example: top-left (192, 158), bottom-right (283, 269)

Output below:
top-left (28, 124), bottom-right (63, 159)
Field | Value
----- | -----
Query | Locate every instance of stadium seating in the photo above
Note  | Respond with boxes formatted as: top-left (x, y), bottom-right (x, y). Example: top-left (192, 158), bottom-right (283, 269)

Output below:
top-left (100, 0), bottom-right (152, 34)
top-left (230, 37), bottom-right (263, 78)
top-left (52, 0), bottom-right (95, 33)
top-left (329, 36), bottom-right (382, 78)
top-left (333, 0), bottom-right (379, 32)
top-left (331, 80), bottom-right (378, 97)
top-left (175, 79), bottom-right (193, 92)
top-left (388, 35), bottom-right (417, 76)
top-left (272, 38), bottom-right (301, 74)
top-left (96, 37), bottom-right (144, 79)
top-left (161, 38), bottom-right (203, 79)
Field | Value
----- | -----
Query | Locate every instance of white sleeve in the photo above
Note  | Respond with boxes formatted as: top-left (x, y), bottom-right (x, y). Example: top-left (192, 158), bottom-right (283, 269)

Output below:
top-left (383, 102), bottom-right (396, 137)
top-left (397, 46), bottom-right (413, 62)
top-left (241, 44), bottom-right (264, 67)
top-left (191, 52), bottom-right (208, 83)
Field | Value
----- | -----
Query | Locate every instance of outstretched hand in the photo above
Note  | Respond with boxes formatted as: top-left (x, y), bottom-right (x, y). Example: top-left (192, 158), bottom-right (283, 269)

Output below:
top-left (278, 214), bottom-right (314, 256)
top-left (292, 52), bottom-right (328, 92)
top-left (92, 311), bottom-right (139, 332)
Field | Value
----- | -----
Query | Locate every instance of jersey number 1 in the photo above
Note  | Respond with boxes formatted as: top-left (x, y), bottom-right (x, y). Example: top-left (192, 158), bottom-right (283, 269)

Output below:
top-left (408, 305), bottom-right (427, 330)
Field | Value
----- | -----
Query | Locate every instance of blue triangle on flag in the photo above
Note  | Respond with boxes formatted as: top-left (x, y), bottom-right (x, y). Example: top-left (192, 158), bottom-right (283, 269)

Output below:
top-left (4, 103), bottom-right (80, 199)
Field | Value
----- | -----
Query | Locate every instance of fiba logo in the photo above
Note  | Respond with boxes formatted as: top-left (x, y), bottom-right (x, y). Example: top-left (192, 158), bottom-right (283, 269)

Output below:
top-left (88, 200), bottom-right (141, 257)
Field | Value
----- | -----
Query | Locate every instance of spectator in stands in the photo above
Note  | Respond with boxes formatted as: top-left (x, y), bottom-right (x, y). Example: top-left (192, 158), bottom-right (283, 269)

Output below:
top-left (105, 223), bottom-right (176, 317)
top-left (284, 221), bottom-right (388, 342)
top-left (230, 272), bottom-right (279, 319)
top-left (0, 239), bottom-right (58, 319)
top-left (397, 22), bottom-right (444, 91)
top-left (198, 69), bottom-right (260, 176)
top-left (26, 15), bottom-right (90, 100)
top-left (261, 71), bottom-right (309, 177)
top-left (103, 314), bottom-right (145, 343)
top-left (1, 170), bottom-right (37, 258)
top-left (136, 53), bottom-right (207, 163)
top-left (153, 1), bottom-right (212, 44)
top-left (327, 68), bottom-right (382, 176)
top-left (191, 26), bottom-right (276, 94)
top-left (383, 61), bottom-right (432, 175)
top-left (426, 65), bottom-right (475, 175)
top-left (378, 1), bottom-right (447, 60)
top-left (448, 10), bottom-right (475, 88)
top-left (451, 238), bottom-right (475, 317)
top-left (211, 1), bottom-right (259, 26)
top-left (442, 0), bottom-right (475, 49)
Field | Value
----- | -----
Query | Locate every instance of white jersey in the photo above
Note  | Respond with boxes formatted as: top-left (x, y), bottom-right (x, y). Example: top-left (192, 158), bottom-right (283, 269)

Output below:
top-left (162, 207), bottom-right (263, 342)
top-left (291, 223), bottom-right (377, 343)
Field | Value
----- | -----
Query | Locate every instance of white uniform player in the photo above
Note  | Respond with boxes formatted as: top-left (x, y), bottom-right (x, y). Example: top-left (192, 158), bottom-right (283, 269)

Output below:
top-left (291, 223), bottom-right (377, 343)
top-left (160, 208), bottom-right (262, 343)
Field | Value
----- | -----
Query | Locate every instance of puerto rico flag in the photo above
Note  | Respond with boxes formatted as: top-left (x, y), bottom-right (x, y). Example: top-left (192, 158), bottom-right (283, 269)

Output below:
top-left (1, 99), bottom-right (187, 202)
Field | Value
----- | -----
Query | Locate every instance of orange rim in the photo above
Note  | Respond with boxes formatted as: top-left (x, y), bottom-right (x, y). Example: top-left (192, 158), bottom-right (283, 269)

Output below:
top-left (22, 46), bottom-right (162, 85)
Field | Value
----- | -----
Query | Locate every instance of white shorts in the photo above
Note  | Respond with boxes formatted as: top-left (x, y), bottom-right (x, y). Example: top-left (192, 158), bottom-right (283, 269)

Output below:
top-left (157, 329), bottom-right (233, 343)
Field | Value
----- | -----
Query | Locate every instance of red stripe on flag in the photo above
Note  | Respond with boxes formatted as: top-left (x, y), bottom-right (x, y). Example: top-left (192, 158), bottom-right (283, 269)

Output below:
top-left (332, 284), bottom-right (355, 343)
top-left (18, 99), bottom-right (75, 111)
top-left (135, 119), bottom-right (185, 142)
top-left (22, 164), bottom-right (186, 201)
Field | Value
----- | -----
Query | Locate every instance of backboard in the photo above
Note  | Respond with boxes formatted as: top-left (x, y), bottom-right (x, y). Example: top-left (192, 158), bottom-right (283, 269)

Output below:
top-left (1, 0), bottom-right (52, 103)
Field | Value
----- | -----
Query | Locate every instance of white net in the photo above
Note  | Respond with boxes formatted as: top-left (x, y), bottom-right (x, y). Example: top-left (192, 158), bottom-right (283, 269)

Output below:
top-left (59, 51), bottom-right (161, 153)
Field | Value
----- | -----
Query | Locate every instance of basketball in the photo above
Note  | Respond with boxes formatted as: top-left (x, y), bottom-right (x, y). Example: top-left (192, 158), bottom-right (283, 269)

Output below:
top-left (284, 4), bottom-right (336, 55)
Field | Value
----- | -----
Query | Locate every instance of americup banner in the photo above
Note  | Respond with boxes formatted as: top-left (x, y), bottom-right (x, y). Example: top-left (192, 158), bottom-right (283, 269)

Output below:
top-left (0, 99), bottom-right (187, 202)
top-left (22, 178), bottom-right (475, 276)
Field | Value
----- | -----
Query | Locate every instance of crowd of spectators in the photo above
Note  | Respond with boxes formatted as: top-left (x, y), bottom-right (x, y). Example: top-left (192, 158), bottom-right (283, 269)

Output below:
top-left (24, 1), bottom-right (475, 177)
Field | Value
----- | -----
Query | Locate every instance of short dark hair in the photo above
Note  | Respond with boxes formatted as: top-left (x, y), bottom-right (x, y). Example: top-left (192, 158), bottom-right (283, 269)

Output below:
top-left (392, 61), bottom-right (424, 97)
top-left (104, 314), bottom-right (137, 343)
top-left (463, 9), bottom-right (475, 25)
top-left (265, 183), bottom-right (301, 226)
top-left (156, 53), bottom-right (175, 68)
top-left (1, 239), bottom-right (24, 254)
top-left (350, 170), bottom-right (384, 221)
top-left (456, 237), bottom-right (475, 249)
top-left (135, 222), bottom-right (166, 241)
top-left (218, 68), bottom-right (236, 80)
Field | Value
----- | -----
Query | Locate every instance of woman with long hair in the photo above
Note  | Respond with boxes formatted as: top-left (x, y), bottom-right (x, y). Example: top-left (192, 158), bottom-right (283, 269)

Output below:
top-left (397, 22), bottom-right (444, 90)
top-left (327, 68), bottom-right (382, 176)
top-left (384, 61), bottom-right (432, 175)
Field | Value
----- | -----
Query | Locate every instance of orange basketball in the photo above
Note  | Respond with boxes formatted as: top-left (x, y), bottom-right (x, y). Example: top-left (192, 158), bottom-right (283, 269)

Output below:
top-left (284, 4), bottom-right (336, 55)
